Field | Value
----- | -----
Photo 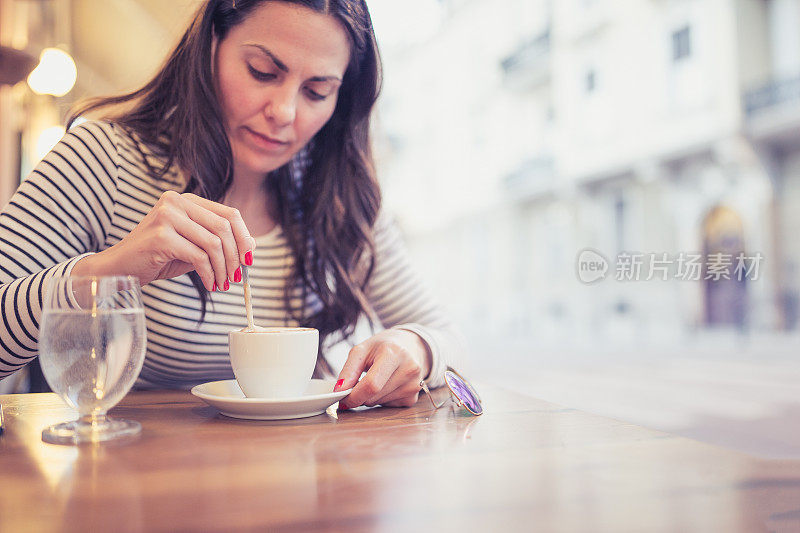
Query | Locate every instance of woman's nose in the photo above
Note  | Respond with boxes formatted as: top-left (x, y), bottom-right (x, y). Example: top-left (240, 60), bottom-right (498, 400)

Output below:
top-left (265, 87), bottom-right (296, 127)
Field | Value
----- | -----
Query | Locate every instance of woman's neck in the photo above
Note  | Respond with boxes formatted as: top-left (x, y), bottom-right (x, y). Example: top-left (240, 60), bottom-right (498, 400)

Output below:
top-left (225, 174), bottom-right (278, 237)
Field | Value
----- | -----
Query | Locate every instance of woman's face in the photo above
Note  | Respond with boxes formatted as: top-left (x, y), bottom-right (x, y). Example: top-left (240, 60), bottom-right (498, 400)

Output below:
top-left (214, 2), bottom-right (351, 181)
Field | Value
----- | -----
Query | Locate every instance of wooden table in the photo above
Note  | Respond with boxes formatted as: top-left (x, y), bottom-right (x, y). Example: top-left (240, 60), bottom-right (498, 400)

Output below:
top-left (1, 385), bottom-right (799, 532)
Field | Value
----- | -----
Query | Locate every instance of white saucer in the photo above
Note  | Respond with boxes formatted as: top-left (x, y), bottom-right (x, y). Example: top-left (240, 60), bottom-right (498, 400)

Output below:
top-left (190, 379), bottom-right (353, 420)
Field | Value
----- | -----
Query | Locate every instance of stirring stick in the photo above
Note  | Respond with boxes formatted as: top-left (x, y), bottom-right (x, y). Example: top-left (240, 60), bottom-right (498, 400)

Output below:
top-left (242, 264), bottom-right (256, 331)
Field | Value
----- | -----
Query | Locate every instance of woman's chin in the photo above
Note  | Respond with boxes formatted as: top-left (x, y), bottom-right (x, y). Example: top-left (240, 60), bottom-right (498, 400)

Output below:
top-left (242, 155), bottom-right (294, 177)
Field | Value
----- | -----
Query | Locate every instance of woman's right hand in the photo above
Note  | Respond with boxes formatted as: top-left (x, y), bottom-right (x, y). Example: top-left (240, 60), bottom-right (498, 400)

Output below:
top-left (72, 191), bottom-right (256, 291)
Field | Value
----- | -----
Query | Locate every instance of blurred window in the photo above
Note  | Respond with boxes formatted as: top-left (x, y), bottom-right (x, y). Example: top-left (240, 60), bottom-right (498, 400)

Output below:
top-left (614, 194), bottom-right (625, 252)
top-left (585, 69), bottom-right (597, 93)
top-left (671, 26), bottom-right (692, 62)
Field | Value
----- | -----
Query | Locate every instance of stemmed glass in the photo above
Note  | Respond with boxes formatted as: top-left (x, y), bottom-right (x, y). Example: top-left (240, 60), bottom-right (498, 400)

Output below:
top-left (39, 275), bottom-right (147, 444)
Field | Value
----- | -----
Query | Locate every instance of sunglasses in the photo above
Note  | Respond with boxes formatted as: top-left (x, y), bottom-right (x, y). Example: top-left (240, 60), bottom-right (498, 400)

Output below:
top-left (419, 366), bottom-right (483, 416)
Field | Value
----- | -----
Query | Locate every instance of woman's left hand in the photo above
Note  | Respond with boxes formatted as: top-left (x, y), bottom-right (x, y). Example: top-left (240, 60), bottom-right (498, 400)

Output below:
top-left (335, 329), bottom-right (432, 409)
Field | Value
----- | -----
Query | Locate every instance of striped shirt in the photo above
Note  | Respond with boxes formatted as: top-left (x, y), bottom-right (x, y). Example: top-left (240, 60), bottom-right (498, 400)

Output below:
top-left (0, 121), bottom-right (458, 389)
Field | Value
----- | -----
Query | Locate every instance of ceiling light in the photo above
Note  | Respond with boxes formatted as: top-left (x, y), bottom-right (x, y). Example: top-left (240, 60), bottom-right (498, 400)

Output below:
top-left (27, 48), bottom-right (77, 97)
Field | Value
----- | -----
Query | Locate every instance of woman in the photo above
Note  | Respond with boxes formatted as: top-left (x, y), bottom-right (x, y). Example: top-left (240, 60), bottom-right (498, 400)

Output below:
top-left (0, 0), bottom-right (460, 408)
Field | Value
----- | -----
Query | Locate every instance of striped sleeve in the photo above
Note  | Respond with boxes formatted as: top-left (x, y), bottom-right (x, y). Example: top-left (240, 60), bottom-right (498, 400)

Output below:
top-left (364, 212), bottom-right (464, 388)
top-left (0, 121), bottom-right (119, 378)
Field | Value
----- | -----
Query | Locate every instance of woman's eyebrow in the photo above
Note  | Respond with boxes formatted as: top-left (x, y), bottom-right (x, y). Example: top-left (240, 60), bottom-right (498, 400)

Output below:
top-left (244, 43), bottom-right (289, 72)
top-left (244, 43), bottom-right (342, 82)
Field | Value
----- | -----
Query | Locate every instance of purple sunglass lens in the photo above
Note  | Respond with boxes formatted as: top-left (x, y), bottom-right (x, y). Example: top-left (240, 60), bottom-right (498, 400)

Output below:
top-left (444, 371), bottom-right (482, 415)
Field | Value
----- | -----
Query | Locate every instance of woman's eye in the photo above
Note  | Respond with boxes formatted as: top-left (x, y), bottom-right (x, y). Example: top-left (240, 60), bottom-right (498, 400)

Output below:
top-left (248, 65), bottom-right (276, 81)
top-left (305, 88), bottom-right (327, 102)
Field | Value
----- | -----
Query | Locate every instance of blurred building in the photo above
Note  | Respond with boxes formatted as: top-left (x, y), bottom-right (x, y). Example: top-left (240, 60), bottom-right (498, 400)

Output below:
top-left (2, 0), bottom-right (799, 356)
top-left (374, 0), bottom-right (800, 348)
top-left (743, 0), bottom-right (800, 330)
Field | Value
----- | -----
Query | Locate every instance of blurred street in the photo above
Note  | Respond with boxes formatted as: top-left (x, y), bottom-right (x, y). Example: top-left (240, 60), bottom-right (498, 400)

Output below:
top-left (469, 332), bottom-right (800, 459)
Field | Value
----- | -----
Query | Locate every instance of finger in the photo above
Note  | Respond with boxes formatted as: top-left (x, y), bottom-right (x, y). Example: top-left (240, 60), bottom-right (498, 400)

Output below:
top-left (368, 365), bottom-right (423, 406)
top-left (150, 226), bottom-right (216, 291)
top-left (364, 357), bottom-right (421, 406)
top-left (169, 212), bottom-right (229, 291)
top-left (182, 194), bottom-right (256, 265)
top-left (364, 368), bottom-right (403, 407)
top-left (335, 342), bottom-right (372, 393)
top-left (339, 351), bottom-right (398, 409)
top-left (381, 392), bottom-right (421, 408)
top-left (181, 199), bottom-right (241, 282)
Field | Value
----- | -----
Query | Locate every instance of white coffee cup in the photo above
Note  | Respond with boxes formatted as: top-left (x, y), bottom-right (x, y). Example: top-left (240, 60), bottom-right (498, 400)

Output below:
top-left (228, 327), bottom-right (319, 398)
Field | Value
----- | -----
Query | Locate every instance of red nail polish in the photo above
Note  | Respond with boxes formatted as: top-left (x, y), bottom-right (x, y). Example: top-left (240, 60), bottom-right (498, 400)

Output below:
top-left (212, 281), bottom-right (217, 292)
top-left (234, 267), bottom-right (242, 283)
top-left (245, 250), bottom-right (253, 266)
top-left (335, 378), bottom-right (344, 391)
top-left (223, 279), bottom-right (230, 291)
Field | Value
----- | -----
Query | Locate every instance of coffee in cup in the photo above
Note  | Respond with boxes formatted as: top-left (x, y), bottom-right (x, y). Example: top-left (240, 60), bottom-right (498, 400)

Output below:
top-left (228, 327), bottom-right (319, 398)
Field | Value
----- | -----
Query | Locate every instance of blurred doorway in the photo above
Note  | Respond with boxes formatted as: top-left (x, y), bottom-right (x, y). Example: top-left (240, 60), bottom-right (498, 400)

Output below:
top-left (702, 205), bottom-right (746, 329)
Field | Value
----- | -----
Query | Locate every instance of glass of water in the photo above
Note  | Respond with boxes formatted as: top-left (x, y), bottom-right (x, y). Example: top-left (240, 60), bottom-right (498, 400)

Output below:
top-left (39, 275), bottom-right (147, 444)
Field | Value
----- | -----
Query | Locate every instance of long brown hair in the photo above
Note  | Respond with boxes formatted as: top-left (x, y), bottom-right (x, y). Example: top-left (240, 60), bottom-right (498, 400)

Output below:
top-left (69, 0), bottom-right (383, 361)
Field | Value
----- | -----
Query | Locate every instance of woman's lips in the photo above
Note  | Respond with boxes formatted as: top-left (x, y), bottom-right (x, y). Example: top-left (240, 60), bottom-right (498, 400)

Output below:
top-left (244, 127), bottom-right (290, 151)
